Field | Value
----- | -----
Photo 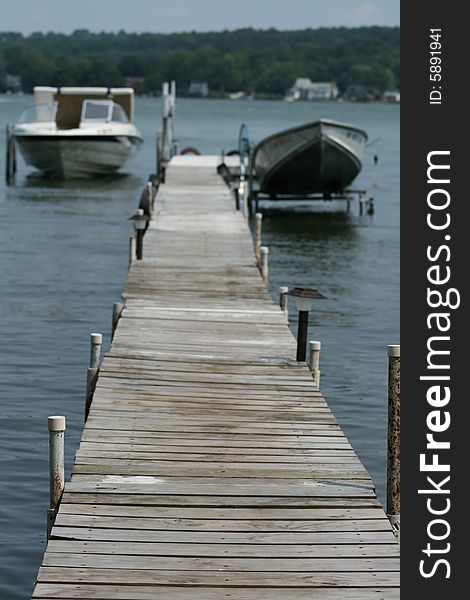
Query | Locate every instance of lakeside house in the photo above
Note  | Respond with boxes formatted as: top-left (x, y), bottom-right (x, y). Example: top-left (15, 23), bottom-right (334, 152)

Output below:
top-left (284, 78), bottom-right (339, 101)
top-left (4, 74), bottom-right (22, 93)
top-left (188, 81), bottom-right (209, 97)
top-left (383, 90), bottom-right (400, 103)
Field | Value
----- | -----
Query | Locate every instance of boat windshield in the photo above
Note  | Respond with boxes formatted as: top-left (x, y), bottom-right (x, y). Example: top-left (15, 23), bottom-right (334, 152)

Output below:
top-left (81, 99), bottom-right (130, 124)
top-left (111, 104), bottom-right (129, 123)
top-left (17, 102), bottom-right (57, 124)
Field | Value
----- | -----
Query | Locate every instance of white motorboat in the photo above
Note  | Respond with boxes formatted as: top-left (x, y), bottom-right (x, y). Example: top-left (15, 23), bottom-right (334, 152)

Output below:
top-left (14, 86), bottom-right (143, 178)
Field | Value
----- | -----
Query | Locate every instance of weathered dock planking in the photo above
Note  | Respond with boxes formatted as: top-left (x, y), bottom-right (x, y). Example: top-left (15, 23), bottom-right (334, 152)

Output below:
top-left (32, 155), bottom-right (399, 599)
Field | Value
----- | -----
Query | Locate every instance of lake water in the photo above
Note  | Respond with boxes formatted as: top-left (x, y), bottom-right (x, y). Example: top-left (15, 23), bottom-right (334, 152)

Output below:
top-left (0, 95), bottom-right (399, 599)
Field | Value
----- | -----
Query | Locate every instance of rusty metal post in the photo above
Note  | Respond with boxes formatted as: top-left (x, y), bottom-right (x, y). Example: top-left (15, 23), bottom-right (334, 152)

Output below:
top-left (259, 246), bottom-right (269, 286)
top-left (387, 344), bottom-right (400, 537)
top-left (255, 212), bottom-right (262, 263)
top-left (47, 415), bottom-right (66, 539)
top-left (279, 286), bottom-right (289, 322)
top-left (112, 302), bottom-right (124, 339)
top-left (308, 340), bottom-right (321, 386)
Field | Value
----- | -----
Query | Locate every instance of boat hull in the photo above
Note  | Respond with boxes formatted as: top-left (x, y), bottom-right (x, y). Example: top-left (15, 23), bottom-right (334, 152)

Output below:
top-left (15, 135), bottom-right (142, 178)
top-left (253, 120), bottom-right (367, 195)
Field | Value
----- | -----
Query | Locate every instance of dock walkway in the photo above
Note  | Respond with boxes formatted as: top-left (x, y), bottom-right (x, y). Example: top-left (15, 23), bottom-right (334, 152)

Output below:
top-left (33, 156), bottom-right (399, 599)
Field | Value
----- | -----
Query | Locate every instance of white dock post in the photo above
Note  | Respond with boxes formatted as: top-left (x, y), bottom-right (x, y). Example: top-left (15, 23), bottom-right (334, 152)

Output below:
top-left (387, 344), bottom-right (400, 539)
top-left (255, 212), bottom-right (263, 263)
top-left (359, 192), bottom-right (366, 216)
top-left (147, 181), bottom-right (154, 215)
top-left (129, 236), bottom-right (136, 269)
top-left (47, 415), bottom-right (66, 539)
top-left (308, 340), bottom-right (322, 386)
top-left (85, 333), bottom-right (102, 420)
top-left (89, 333), bottom-right (102, 369)
top-left (279, 286), bottom-right (289, 322)
top-left (239, 179), bottom-right (248, 220)
top-left (259, 246), bottom-right (269, 286)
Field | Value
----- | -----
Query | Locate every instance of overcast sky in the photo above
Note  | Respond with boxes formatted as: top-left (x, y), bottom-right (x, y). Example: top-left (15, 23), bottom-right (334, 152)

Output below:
top-left (0, 0), bottom-right (399, 35)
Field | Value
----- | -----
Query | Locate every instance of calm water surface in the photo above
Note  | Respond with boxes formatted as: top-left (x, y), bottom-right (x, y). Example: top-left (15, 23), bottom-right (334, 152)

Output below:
top-left (0, 95), bottom-right (399, 599)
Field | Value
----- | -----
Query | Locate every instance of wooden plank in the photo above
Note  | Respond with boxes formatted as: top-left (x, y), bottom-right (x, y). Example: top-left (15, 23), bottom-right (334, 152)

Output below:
top-left (37, 567), bottom-right (400, 587)
top-left (63, 480), bottom-right (376, 498)
top-left (43, 553), bottom-right (400, 572)
top-left (61, 492), bottom-right (383, 508)
top-left (33, 583), bottom-right (400, 599)
top-left (57, 504), bottom-right (387, 520)
top-left (46, 539), bottom-right (400, 558)
top-left (54, 514), bottom-right (392, 532)
top-left (50, 527), bottom-right (396, 544)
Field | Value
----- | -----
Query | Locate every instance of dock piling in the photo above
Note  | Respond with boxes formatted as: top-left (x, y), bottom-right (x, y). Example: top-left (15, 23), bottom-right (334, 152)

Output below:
top-left (129, 236), bottom-right (136, 269)
top-left (89, 333), bottom-right (102, 369)
top-left (359, 193), bottom-right (366, 216)
top-left (279, 286), bottom-right (289, 322)
top-left (85, 333), bottom-right (102, 420)
top-left (387, 344), bottom-right (400, 538)
top-left (254, 212), bottom-right (263, 263)
top-left (259, 246), bottom-right (269, 286)
top-left (47, 415), bottom-right (66, 539)
top-left (147, 181), bottom-right (155, 214)
top-left (5, 124), bottom-right (17, 185)
top-left (308, 340), bottom-right (322, 386)
top-left (112, 302), bottom-right (124, 339)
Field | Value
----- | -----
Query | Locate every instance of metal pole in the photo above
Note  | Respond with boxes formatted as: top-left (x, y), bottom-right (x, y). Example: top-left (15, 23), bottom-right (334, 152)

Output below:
top-left (47, 415), bottom-right (66, 539)
top-left (234, 186), bottom-right (240, 211)
top-left (296, 311), bottom-right (309, 362)
top-left (255, 213), bottom-right (262, 263)
top-left (136, 230), bottom-right (144, 260)
top-left (279, 286), bottom-right (289, 322)
top-left (387, 344), bottom-right (400, 537)
top-left (308, 340), bottom-right (321, 386)
top-left (259, 246), bottom-right (269, 286)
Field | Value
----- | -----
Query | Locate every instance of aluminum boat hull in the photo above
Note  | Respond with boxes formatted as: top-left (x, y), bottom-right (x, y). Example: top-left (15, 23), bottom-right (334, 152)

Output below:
top-left (253, 119), bottom-right (368, 195)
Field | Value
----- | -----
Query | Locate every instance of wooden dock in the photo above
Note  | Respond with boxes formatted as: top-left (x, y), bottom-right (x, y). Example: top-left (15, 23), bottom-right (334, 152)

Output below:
top-left (32, 156), bottom-right (399, 599)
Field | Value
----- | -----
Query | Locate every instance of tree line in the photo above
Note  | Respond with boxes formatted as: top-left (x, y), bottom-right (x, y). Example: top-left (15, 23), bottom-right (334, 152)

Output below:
top-left (0, 27), bottom-right (399, 97)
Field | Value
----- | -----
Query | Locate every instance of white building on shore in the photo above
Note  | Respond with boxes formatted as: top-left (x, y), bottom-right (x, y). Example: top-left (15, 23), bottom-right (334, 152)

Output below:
top-left (285, 78), bottom-right (339, 101)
